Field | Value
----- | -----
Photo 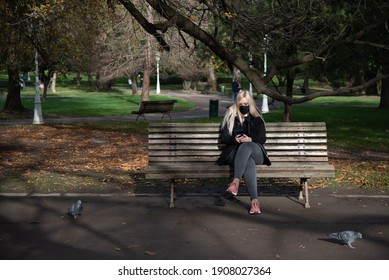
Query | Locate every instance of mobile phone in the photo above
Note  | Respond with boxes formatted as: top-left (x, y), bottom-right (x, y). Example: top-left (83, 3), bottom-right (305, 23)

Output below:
top-left (236, 129), bottom-right (244, 137)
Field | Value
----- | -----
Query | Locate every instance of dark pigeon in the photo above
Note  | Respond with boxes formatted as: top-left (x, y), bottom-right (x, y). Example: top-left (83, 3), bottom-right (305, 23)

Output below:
top-left (327, 230), bottom-right (362, 249)
top-left (66, 200), bottom-right (83, 219)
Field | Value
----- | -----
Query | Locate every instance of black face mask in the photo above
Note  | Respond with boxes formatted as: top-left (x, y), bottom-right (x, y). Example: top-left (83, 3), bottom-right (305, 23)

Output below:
top-left (239, 105), bottom-right (249, 115)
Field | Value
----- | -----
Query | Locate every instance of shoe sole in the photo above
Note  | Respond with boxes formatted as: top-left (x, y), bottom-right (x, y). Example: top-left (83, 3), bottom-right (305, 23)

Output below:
top-left (223, 190), bottom-right (236, 199)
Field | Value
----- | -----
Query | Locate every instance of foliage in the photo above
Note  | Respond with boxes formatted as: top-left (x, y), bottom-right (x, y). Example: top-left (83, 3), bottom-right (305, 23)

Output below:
top-left (119, 0), bottom-right (389, 105)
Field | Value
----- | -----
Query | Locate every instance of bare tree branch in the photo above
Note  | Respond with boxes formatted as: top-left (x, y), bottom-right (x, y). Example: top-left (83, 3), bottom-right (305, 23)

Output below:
top-left (118, 0), bottom-right (171, 51)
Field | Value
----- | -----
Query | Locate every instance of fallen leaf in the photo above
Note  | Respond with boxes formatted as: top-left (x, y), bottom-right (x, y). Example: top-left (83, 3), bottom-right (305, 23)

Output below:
top-left (145, 250), bottom-right (157, 256)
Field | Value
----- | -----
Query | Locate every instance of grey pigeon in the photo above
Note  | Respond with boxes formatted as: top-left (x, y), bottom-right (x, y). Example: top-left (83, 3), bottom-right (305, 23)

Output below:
top-left (327, 230), bottom-right (362, 249)
top-left (66, 200), bottom-right (83, 219)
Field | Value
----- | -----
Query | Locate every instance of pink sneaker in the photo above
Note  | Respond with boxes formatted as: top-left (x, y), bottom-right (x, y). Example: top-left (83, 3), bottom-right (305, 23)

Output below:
top-left (224, 182), bottom-right (239, 198)
top-left (249, 201), bottom-right (261, 215)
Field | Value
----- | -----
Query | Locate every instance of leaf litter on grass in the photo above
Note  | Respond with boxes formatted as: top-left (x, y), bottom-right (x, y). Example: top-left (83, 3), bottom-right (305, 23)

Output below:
top-left (0, 124), bottom-right (147, 193)
top-left (0, 124), bottom-right (388, 193)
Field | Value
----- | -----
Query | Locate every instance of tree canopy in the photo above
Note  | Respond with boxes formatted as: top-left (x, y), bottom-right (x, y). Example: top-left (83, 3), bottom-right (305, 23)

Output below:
top-left (118, 0), bottom-right (389, 105)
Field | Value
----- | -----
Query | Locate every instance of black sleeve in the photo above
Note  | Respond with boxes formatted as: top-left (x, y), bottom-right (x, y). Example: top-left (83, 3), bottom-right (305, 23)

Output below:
top-left (220, 123), bottom-right (236, 145)
top-left (250, 117), bottom-right (266, 144)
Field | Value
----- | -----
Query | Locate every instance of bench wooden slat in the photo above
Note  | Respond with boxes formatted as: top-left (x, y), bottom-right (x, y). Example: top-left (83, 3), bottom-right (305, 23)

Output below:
top-left (149, 133), bottom-right (221, 139)
top-left (149, 138), bottom-right (327, 144)
top-left (148, 144), bottom-right (328, 151)
top-left (148, 150), bottom-right (330, 157)
top-left (266, 132), bottom-right (327, 138)
top-left (148, 122), bottom-right (326, 127)
top-left (148, 156), bottom-right (330, 163)
top-left (147, 163), bottom-right (334, 171)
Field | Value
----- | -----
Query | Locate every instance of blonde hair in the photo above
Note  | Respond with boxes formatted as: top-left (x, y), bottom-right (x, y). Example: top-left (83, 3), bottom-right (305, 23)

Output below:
top-left (222, 90), bottom-right (263, 135)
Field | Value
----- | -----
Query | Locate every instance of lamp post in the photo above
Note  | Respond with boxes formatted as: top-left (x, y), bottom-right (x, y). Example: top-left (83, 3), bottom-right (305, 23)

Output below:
top-left (261, 35), bottom-right (269, 114)
top-left (248, 52), bottom-right (253, 96)
top-left (31, 12), bottom-right (44, 124)
top-left (155, 51), bottom-right (161, 94)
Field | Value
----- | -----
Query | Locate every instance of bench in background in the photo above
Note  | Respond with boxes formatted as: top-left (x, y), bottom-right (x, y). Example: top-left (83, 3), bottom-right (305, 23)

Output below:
top-left (146, 122), bottom-right (335, 208)
top-left (131, 100), bottom-right (177, 121)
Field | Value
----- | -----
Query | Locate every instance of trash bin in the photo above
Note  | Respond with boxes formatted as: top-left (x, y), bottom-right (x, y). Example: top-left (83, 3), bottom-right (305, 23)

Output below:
top-left (220, 86), bottom-right (225, 95)
top-left (209, 99), bottom-right (219, 117)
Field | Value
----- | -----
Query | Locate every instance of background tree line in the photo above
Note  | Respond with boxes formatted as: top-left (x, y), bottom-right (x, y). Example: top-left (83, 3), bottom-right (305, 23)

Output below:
top-left (1, 0), bottom-right (388, 121)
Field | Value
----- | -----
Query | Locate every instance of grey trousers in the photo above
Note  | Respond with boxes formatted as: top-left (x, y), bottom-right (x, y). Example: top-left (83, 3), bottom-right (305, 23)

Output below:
top-left (231, 142), bottom-right (264, 200)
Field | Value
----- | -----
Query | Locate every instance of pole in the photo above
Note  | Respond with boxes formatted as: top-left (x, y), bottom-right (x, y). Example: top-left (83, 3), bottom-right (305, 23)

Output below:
top-left (156, 51), bottom-right (161, 94)
top-left (261, 35), bottom-right (269, 113)
top-left (31, 13), bottom-right (43, 124)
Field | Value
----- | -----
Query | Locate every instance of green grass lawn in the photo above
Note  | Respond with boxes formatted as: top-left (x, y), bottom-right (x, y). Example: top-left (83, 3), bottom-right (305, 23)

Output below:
top-left (0, 87), bottom-right (195, 118)
top-left (262, 105), bottom-right (389, 152)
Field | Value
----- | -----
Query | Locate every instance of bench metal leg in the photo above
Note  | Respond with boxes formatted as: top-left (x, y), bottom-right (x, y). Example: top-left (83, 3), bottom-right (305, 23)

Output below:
top-left (299, 178), bottom-right (311, 208)
top-left (169, 181), bottom-right (176, 208)
top-left (298, 179), bottom-right (304, 200)
top-left (135, 114), bottom-right (146, 121)
top-left (160, 113), bottom-right (172, 120)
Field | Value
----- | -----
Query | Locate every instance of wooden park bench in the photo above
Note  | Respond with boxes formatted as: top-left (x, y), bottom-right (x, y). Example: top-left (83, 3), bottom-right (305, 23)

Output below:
top-left (146, 122), bottom-right (335, 208)
top-left (131, 100), bottom-right (177, 121)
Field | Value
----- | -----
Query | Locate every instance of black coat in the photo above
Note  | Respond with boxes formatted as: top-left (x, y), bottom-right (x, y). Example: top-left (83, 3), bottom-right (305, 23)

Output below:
top-left (217, 115), bottom-right (271, 166)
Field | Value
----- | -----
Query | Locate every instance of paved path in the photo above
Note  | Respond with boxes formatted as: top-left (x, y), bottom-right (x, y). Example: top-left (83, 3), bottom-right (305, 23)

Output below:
top-left (1, 187), bottom-right (388, 260)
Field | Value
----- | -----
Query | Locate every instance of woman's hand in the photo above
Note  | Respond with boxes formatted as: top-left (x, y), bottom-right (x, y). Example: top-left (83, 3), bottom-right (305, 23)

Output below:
top-left (235, 134), bottom-right (252, 143)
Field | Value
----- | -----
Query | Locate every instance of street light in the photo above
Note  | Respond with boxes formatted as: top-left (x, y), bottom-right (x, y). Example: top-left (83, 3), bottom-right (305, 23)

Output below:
top-left (261, 35), bottom-right (269, 114)
top-left (248, 52), bottom-right (253, 96)
top-left (32, 46), bottom-right (44, 124)
top-left (31, 12), bottom-right (44, 124)
top-left (156, 51), bottom-right (161, 94)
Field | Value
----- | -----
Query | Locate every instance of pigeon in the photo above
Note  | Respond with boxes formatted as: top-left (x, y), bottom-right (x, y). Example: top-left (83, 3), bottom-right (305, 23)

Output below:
top-left (66, 200), bottom-right (83, 219)
top-left (327, 230), bottom-right (362, 249)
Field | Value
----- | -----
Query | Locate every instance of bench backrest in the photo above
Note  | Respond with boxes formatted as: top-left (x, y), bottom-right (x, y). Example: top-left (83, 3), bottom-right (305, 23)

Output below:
top-left (138, 100), bottom-right (177, 113)
top-left (147, 122), bottom-right (334, 179)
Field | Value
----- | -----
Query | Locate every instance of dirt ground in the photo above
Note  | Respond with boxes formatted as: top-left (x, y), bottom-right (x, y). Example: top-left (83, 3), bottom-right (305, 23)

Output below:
top-left (1, 124), bottom-right (388, 194)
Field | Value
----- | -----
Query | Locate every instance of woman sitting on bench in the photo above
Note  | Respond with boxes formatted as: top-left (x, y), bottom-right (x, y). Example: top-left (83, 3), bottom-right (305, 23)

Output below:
top-left (217, 90), bottom-right (271, 215)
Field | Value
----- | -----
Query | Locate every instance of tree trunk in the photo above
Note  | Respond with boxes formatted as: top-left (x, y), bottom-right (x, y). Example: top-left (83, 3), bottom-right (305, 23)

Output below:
top-left (303, 74), bottom-right (309, 91)
top-left (141, 4), bottom-right (153, 101)
top-left (50, 72), bottom-right (57, 94)
top-left (207, 58), bottom-right (217, 94)
top-left (364, 70), bottom-right (378, 96)
top-left (75, 72), bottom-right (82, 86)
top-left (40, 69), bottom-right (53, 101)
top-left (131, 73), bottom-right (138, 95)
top-left (283, 103), bottom-right (292, 122)
top-left (318, 74), bottom-right (329, 88)
top-left (183, 80), bottom-right (191, 90)
top-left (231, 66), bottom-right (241, 100)
top-left (87, 73), bottom-right (95, 87)
top-left (141, 38), bottom-right (151, 101)
top-left (3, 65), bottom-right (25, 112)
top-left (95, 72), bottom-right (100, 91)
top-left (379, 65), bottom-right (389, 109)
top-left (283, 69), bottom-right (296, 122)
